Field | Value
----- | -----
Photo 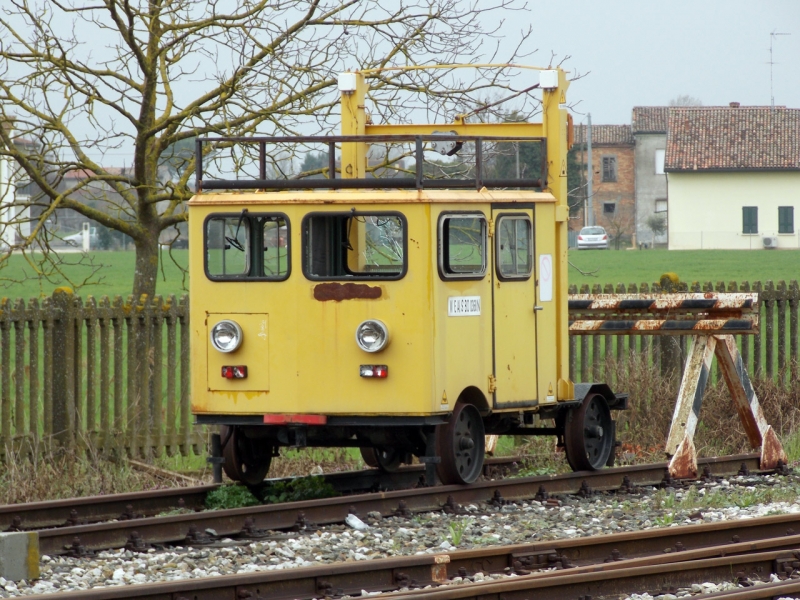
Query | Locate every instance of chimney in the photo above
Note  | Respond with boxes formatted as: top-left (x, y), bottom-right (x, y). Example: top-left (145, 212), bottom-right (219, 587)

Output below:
top-left (729, 102), bottom-right (740, 108)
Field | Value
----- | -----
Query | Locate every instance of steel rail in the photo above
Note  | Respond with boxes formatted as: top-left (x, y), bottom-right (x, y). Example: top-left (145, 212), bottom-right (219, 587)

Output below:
top-left (386, 548), bottom-right (797, 600)
top-left (0, 456), bottom-right (518, 534)
top-left (0, 485), bottom-right (216, 531)
top-left (32, 508), bottom-right (800, 599)
top-left (36, 454), bottom-right (763, 556)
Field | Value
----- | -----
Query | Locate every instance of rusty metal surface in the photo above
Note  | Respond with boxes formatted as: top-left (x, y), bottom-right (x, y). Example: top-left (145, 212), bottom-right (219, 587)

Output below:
top-left (569, 317), bottom-right (758, 335)
top-left (38, 517), bottom-right (800, 599)
top-left (568, 293), bottom-right (760, 337)
top-left (668, 435), bottom-right (698, 479)
top-left (36, 454), bottom-right (762, 556)
top-left (0, 457), bottom-right (516, 534)
top-left (568, 293), bottom-right (758, 312)
top-left (0, 485), bottom-right (216, 531)
top-left (312, 282), bottom-right (382, 301)
top-left (386, 550), bottom-right (788, 599)
top-left (761, 426), bottom-right (788, 470)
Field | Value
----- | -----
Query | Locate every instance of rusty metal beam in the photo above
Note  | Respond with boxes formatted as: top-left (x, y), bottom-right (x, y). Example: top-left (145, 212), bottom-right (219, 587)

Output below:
top-left (568, 293), bottom-right (758, 313)
top-left (569, 318), bottom-right (757, 336)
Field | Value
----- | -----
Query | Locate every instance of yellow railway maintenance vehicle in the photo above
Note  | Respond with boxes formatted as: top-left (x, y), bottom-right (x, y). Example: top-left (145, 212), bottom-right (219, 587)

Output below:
top-left (189, 66), bottom-right (627, 486)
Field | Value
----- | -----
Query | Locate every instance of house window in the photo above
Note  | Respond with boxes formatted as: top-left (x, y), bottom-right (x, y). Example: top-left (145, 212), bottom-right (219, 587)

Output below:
top-left (602, 156), bottom-right (617, 182)
top-left (603, 203), bottom-right (616, 215)
top-left (742, 206), bottom-right (758, 234)
top-left (655, 199), bottom-right (667, 213)
top-left (655, 149), bottom-right (665, 175)
top-left (779, 206), bottom-right (794, 234)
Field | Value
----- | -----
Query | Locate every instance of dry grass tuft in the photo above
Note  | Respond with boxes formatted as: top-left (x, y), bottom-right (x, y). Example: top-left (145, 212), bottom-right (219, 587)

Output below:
top-left (268, 447), bottom-right (363, 478)
top-left (0, 439), bottom-right (200, 505)
top-left (610, 354), bottom-right (800, 462)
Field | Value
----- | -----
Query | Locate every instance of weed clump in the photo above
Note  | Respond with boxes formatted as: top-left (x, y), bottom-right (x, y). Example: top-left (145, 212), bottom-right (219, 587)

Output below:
top-left (261, 476), bottom-right (338, 504)
top-left (205, 485), bottom-right (261, 510)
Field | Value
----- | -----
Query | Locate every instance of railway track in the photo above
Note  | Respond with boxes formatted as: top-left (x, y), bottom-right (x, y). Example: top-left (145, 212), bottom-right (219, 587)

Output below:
top-left (0, 456), bottom-right (519, 534)
top-left (31, 497), bottom-right (800, 599)
top-left (33, 453), bottom-right (766, 556)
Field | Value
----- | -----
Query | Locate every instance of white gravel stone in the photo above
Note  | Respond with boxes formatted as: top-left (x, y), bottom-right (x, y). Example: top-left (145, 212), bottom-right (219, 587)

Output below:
top-left (0, 472), bottom-right (796, 596)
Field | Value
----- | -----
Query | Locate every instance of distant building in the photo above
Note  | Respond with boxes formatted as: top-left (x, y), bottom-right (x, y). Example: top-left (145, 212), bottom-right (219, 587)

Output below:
top-left (631, 107), bottom-right (669, 247)
top-left (573, 124), bottom-right (635, 247)
top-left (665, 104), bottom-right (800, 250)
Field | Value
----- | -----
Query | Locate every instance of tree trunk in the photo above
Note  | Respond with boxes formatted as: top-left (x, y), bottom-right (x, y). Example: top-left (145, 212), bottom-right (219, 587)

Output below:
top-left (133, 233), bottom-right (160, 299)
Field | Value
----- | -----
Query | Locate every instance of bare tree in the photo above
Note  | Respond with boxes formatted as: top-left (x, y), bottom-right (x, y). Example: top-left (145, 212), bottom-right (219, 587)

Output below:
top-left (669, 94), bottom-right (703, 107)
top-left (599, 209), bottom-right (634, 250)
top-left (0, 0), bottom-right (537, 297)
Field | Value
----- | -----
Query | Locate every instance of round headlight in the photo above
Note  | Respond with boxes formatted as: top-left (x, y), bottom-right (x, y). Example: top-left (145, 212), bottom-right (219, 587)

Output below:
top-left (355, 320), bottom-right (389, 353)
top-left (210, 320), bottom-right (243, 353)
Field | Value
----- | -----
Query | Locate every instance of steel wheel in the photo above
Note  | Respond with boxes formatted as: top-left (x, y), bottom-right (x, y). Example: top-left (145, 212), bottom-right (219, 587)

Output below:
top-left (360, 447), bottom-right (403, 472)
top-left (564, 393), bottom-right (614, 471)
top-left (220, 425), bottom-right (271, 485)
top-left (436, 403), bottom-right (485, 485)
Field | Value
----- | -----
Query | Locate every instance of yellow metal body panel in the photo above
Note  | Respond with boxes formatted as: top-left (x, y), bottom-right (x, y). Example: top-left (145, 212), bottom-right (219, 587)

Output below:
top-left (533, 203), bottom-right (559, 405)
top-left (190, 66), bottom-right (576, 419)
top-left (207, 313), bottom-right (270, 392)
top-left (190, 192), bottom-right (560, 417)
top-left (491, 208), bottom-right (538, 406)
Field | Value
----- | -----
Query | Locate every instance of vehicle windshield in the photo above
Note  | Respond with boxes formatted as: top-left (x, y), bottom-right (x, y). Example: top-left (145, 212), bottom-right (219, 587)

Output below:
top-left (580, 227), bottom-right (605, 235)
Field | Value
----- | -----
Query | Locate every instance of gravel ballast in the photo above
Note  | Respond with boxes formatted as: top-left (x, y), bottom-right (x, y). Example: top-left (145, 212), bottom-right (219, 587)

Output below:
top-left (1, 472), bottom-right (799, 596)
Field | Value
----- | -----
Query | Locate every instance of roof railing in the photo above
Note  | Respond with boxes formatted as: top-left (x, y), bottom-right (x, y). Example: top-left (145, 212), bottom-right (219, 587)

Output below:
top-left (194, 134), bottom-right (546, 192)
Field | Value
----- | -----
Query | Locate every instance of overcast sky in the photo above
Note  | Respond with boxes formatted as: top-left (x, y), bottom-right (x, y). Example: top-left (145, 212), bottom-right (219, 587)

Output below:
top-left (511, 0), bottom-right (800, 125)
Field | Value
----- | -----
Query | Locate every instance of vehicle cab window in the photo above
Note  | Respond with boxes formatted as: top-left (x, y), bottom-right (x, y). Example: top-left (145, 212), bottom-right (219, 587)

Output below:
top-left (438, 213), bottom-right (487, 279)
top-left (302, 212), bottom-right (406, 280)
top-left (205, 212), bottom-right (290, 280)
top-left (496, 215), bottom-right (532, 279)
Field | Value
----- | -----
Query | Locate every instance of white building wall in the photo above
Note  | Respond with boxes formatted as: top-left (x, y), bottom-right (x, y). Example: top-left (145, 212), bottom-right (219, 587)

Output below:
top-left (668, 171), bottom-right (800, 250)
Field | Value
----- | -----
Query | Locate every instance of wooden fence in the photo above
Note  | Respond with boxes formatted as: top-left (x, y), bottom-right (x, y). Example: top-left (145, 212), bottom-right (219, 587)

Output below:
top-left (568, 280), bottom-right (800, 386)
top-left (0, 289), bottom-right (202, 458)
top-left (0, 281), bottom-right (797, 461)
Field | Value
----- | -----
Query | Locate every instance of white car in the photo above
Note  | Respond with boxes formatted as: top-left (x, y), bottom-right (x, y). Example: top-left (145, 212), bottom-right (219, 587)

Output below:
top-left (576, 226), bottom-right (609, 250)
top-left (65, 228), bottom-right (99, 247)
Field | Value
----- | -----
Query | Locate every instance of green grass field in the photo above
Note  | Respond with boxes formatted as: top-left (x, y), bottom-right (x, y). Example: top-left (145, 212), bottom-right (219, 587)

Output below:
top-left (0, 247), bottom-right (797, 300)
top-left (0, 250), bottom-right (190, 300)
top-left (568, 248), bottom-right (800, 288)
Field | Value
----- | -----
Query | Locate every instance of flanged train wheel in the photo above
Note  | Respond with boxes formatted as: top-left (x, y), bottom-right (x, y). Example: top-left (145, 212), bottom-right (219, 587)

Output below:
top-left (360, 447), bottom-right (403, 472)
top-left (220, 425), bottom-right (271, 485)
top-left (436, 403), bottom-right (485, 485)
top-left (564, 393), bottom-right (614, 471)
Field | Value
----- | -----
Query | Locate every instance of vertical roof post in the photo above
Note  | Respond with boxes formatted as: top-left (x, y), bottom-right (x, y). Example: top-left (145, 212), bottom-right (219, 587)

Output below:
top-left (339, 71), bottom-right (368, 179)
top-left (541, 68), bottom-right (573, 399)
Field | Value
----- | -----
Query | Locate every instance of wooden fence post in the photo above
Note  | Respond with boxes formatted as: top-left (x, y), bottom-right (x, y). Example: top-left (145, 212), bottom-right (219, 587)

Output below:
top-left (51, 288), bottom-right (76, 448)
top-left (790, 281), bottom-right (799, 384)
top-left (777, 281), bottom-right (787, 382)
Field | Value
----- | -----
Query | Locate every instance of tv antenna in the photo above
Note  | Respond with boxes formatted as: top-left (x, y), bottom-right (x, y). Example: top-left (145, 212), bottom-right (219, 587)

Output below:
top-left (769, 30), bottom-right (790, 107)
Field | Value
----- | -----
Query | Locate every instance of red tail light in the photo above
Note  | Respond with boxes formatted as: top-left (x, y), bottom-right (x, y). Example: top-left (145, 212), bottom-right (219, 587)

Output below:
top-left (360, 365), bottom-right (388, 378)
top-left (578, 235), bottom-right (584, 240)
top-left (221, 366), bottom-right (247, 379)
top-left (602, 235), bottom-right (608, 240)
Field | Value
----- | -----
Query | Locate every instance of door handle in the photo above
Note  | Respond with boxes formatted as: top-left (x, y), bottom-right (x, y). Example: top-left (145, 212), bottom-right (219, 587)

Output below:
top-left (534, 306), bottom-right (544, 311)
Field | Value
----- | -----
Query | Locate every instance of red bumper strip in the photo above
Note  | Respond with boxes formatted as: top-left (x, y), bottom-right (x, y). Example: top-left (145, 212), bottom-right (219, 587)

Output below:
top-left (263, 414), bottom-right (328, 425)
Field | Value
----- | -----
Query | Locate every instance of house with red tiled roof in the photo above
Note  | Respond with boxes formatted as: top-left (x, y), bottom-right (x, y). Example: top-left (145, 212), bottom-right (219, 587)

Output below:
top-left (665, 104), bottom-right (800, 249)
top-left (572, 124), bottom-right (635, 247)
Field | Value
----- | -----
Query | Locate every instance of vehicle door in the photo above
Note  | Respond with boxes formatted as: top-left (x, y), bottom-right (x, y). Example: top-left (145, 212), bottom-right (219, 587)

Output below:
top-left (491, 207), bottom-right (537, 407)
